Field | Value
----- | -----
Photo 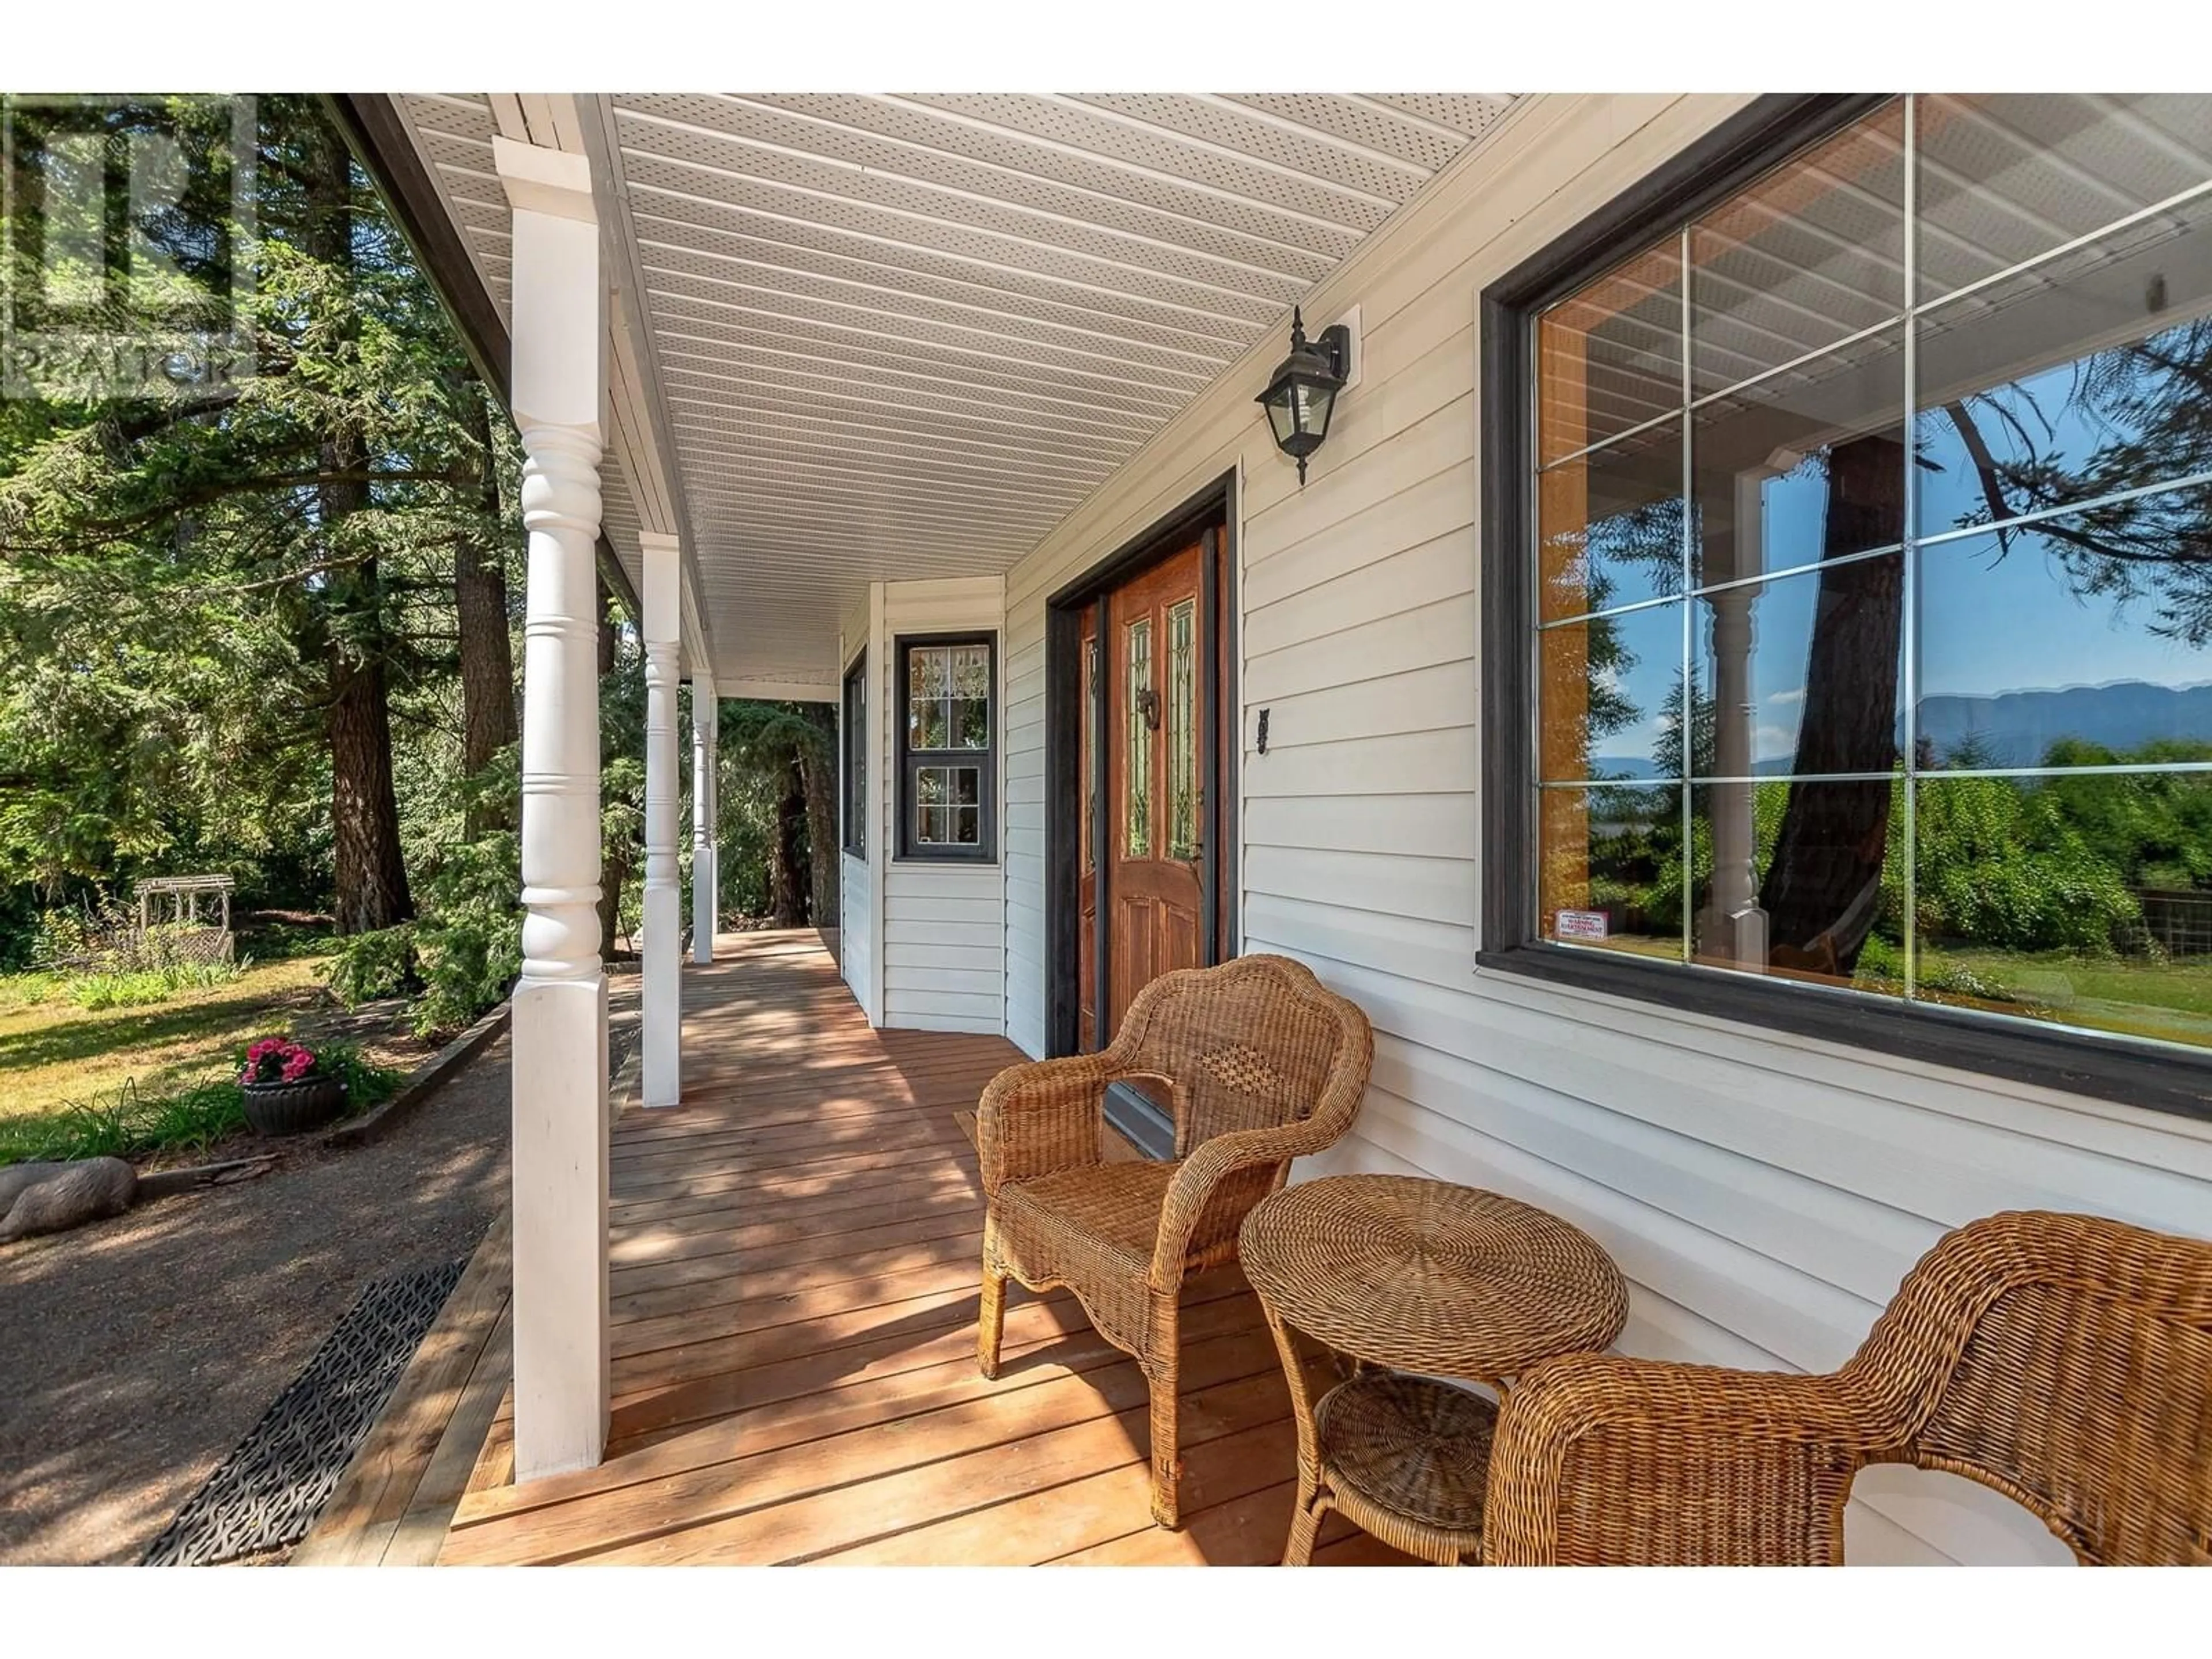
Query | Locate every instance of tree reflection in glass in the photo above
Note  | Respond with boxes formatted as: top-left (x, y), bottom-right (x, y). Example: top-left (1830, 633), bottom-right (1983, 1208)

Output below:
top-left (1532, 92), bottom-right (2212, 1051)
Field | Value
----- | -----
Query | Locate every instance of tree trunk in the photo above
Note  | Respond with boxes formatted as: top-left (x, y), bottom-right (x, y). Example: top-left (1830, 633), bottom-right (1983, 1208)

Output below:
top-left (800, 703), bottom-right (839, 929)
top-left (327, 653), bottom-right (414, 931)
top-left (1758, 433), bottom-right (1907, 974)
top-left (771, 748), bottom-right (808, 926)
top-left (599, 840), bottom-right (632, 958)
top-left (455, 374), bottom-right (517, 835)
top-left (597, 570), bottom-right (618, 677)
top-left (309, 116), bottom-right (412, 934)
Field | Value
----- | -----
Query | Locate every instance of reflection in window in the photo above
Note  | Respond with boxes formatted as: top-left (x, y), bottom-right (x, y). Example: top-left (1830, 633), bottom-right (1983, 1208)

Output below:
top-left (914, 764), bottom-right (982, 848)
top-left (1167, 599), bottom-right (1198, 859)
top-left (1538, 240), bottom-right (1682, 465)
top-left (907, 643), bottom-right (992, 752)
top-left (1539, 783), bottom-right (1687, 963)
top-left (1538, 602), bottom-right (1688, 783)
top-left (1911, 772), bottom-right (2212, 1050)
top-left (1539, 415), bottom-right (1684, 623)
top-left (1688, 100), bottom-right (1907, 395)
top-left (1532, 93), bottom-right (2212, 1054)
top-left (899, 634), bottom-right (994, 860)
top-left (1126, 618), bottom-right (1152, 857)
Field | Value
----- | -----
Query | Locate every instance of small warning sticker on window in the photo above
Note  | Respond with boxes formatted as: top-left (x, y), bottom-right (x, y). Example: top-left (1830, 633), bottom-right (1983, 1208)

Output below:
top-left (1554, 908), bottom-right (1610, 941)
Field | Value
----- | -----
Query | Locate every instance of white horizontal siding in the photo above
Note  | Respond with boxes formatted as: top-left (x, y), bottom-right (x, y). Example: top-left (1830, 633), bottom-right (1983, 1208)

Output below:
top-left (839, 852), bottom-right (871, 1020)
top-left (880, 574), bottom-right (1007, 1035)
top-left (989, 90), bottom-right (2212, 1566)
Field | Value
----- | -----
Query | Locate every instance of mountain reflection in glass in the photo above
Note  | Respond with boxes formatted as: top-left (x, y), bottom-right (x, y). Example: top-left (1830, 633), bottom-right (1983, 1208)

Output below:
top-left (1533, 93), bottom-right (2212, 1049)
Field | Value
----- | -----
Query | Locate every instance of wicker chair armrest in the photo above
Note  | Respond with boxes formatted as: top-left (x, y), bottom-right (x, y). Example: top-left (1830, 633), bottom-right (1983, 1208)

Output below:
top-left (976, 1055), bottom-right (1119, 1196)
top-left (1149, 1122), bottom-right (1324, 1289)
top-left (1483, 1351), bottom-right (1877, 1565)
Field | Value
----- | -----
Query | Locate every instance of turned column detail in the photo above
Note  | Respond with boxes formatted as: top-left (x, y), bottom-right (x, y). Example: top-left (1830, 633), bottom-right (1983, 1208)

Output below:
top-left (640, 531), bottom-right (683, 1108)
top-left (692, 670), bottom-right (718, 965)
top-left (497, 134), bottom-right (611, 1484)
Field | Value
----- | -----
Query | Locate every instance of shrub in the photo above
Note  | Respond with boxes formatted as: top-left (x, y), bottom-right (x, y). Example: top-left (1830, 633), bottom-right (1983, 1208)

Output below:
top-left (29, 899), bottom-right (130, 970)
top-left (0, 971), bottom-right (61, 1009)
top-left (63, 959), bottom-right (244, 1010)
top-left (318, 1044), bottom-right (405, 1107)
top-left (409, 830), bottom-right (520, 1039)
top-left (1913, 775), bottom-right (2141, 953)
top-left (325, 923), bottom-right (423, 1007)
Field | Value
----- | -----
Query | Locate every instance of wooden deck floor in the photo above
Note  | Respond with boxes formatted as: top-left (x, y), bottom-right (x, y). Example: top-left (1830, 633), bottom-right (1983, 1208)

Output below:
top-left (408, 930), bottom-right (1408, 1566)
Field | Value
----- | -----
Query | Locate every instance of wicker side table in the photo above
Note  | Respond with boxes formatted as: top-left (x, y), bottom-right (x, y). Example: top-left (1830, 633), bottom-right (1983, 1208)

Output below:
top-left (1240, 1175), bottom-right (1628, 1565)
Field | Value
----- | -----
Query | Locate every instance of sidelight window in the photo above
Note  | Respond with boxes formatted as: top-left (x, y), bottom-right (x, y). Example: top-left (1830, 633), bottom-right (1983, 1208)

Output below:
top-left (1167, 599), bottom-right (1199, 860)
top-left (1125, 617), bottom-right (1153, 857)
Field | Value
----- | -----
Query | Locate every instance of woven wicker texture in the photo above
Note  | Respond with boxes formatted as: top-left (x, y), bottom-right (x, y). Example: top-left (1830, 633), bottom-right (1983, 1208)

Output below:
top-left (1241, 1176), bottom-right (1627, 1565)
top-left (1483, 1209), bottom-right (2212, 1566)
top-left (1241, 1175), bottom-right (1629, 1378)
top-left (975, 954), bottom-right (1375, 1529)
top-left (1316, 1372), bottom-right (1498, 1532)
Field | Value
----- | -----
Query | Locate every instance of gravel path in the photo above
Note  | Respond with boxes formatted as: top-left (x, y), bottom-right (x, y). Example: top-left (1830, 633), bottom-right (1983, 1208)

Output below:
top-left (0, 975), bottom-right (639, 1565)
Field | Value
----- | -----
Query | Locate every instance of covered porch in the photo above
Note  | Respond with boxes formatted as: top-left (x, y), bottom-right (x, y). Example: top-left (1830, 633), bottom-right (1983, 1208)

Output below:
top-left (322, 88), bottom-right (2212, 1569)
top-left (302, 930), bottom-right (1411, 1566)
top-left (329, 89), bottom-right (1522, 1501)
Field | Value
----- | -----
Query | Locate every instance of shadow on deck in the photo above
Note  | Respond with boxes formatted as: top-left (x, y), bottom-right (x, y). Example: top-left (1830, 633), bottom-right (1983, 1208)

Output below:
top-left (301, 929), bottom-right (1410, 1566)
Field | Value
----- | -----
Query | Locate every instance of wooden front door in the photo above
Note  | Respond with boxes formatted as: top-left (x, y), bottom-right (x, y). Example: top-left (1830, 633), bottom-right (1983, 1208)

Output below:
top-left (1083, 532), bottom-right (1218, 1043)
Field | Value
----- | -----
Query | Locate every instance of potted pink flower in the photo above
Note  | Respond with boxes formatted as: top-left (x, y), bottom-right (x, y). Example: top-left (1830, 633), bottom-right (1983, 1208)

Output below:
top-left (238, 1038), bottom-right (347, 1136)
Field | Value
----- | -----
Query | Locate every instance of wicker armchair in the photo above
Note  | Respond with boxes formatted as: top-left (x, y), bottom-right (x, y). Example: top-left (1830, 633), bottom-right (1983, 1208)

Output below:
top-left (975, 954), bottom-right (1374, 1529)
top-left (1484, 1209), bottom-right (2212, 1566)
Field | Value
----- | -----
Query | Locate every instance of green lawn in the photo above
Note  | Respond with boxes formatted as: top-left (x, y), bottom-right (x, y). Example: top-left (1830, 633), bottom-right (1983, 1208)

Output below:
top-left (1914, 946), bottom-right (2212, 1050)
top-left (0, 956), bottom-right (334, 1123)
top-left (1562, 929), bottom-right (2212, 1052)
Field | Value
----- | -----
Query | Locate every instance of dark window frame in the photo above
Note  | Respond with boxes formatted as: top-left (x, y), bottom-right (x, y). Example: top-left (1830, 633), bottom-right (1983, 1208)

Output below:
top-left (895, 630), bottom-right (998, 863)
top-left (841, 649), bottom-right (867, 858)
top-left (1478, 92), bottom-right (2212, 1127)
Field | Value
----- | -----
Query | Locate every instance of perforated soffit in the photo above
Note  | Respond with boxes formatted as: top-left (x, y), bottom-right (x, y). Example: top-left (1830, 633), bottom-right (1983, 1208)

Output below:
top-left (399, 93), bottom-right (1515, 690)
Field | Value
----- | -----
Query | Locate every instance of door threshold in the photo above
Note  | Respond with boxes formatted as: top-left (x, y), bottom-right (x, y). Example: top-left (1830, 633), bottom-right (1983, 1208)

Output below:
top-left (1103, 1081), bottom-right (1175, 1161)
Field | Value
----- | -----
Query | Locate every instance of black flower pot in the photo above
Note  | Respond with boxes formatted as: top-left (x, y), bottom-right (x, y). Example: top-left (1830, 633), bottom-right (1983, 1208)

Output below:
top-left (241, 1076), bottom-right (348, 1137)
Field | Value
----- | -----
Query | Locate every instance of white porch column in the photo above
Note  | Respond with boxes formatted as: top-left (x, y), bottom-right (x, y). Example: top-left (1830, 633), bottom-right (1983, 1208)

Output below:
top-left (496, 135), bottom-right (609, 1482)
top-left (691, 671), bottom-right (718, 964)
top-left (640, 532), bottom-right (683, 1108)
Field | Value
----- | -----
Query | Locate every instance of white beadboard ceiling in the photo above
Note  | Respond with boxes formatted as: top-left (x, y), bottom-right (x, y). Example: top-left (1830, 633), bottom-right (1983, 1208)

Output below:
top-left (392, 93), bottom-right (1516, 695)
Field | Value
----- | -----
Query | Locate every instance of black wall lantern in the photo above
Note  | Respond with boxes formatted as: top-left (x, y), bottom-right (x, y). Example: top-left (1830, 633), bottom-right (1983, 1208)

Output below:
top-left (1255, 305), bottom-right (1350, 485)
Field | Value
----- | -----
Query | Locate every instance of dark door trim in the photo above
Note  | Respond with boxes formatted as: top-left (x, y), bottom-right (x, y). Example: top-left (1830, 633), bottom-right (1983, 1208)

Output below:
top-left (1045, 471), bottom-right (1240, 1069)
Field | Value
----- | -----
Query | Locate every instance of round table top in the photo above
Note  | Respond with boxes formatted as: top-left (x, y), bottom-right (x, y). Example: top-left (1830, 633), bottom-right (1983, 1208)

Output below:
top-left (1239, 1174), bottom-right (1628, 1378)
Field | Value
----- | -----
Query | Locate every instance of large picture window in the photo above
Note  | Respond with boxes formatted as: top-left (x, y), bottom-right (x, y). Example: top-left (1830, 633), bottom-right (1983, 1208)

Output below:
top-left (842, 651), bottom-right (866, 858)
top-left (897, 634), bottom-right (996, 861)
top-left (1485, 94), bottom-right (2212, 1116)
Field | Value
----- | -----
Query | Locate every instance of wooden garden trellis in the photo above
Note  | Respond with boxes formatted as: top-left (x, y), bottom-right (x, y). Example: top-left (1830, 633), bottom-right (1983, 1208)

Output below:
top-left (134, 874), bottom-right (236, 964)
